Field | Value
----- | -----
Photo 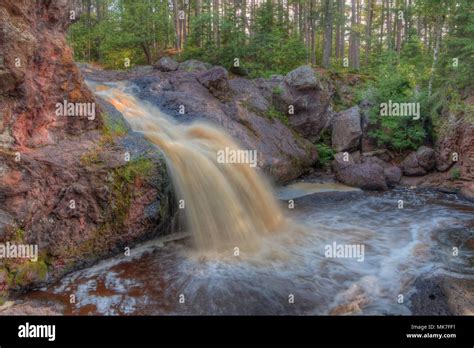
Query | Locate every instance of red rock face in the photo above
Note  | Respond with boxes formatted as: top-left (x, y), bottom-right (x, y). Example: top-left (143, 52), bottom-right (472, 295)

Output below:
top-left (0, 0), bottom-right (101, 149)
top-left (0, 1), bottom-right (172, 297)
top-left (436, 121), bottom-right (474, 181)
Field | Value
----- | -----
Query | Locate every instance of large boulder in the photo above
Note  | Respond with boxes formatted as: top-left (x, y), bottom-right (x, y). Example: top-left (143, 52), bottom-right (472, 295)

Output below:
top-left (284, 65), bottom-right (321, 90)
top-left (331, 106), bottom-right (362, 152)
top-left (153, 56), bottom-right (178, 72)
top-left (360, 153), bottom-right (401, 186)
top-left (197, 66), bottom-right (230, 101)
top-left (401, 146), bottom-right (436, 176)
top-left (259, 67), bottom-right (333, 140)
top-left (333, 152), bottom-right (388, 191)
top-left (384, 166), bottom-right (402, 186)
top-left (178, 59), bottom-right (210, 73)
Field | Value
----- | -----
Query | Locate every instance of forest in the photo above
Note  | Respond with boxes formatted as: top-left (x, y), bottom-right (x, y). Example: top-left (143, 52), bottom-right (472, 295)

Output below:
top-left (68, 0), bottom-right (473, 152)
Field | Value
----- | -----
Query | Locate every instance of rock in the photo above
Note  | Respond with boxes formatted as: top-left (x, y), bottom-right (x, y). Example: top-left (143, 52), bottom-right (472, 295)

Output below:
top-left (230, 65), bottom-right (249, 76)
top-left (229, 78), bottom-right (270, 114)
top-left (0, 0), bottom-right (99, 148)
top-left (124, 68), bottom-right (317, 183)
top-left (0, 0), bottom-right (175, 297)
top-left (153, 56), bottom-right (178, 72)
top-left (332, 106), bottom-right (362, 152)
top-left (333, 151), bottom-right (356, 168)
top-left (361, 154), bottom-right (390, 168)
top-left (401, 146), bottom-right (436, 176)
top-left (459, 182), bottom-right (474, 202)
top-left (284, 65), bottom-right (320, 90)
top-left (435, 114), bottom-right (474, 180)
top-left (410, 276), bottom-right (453, 315)
top-left (333, 153), bottom-right (387, 190)
top-left (384, 166), bottom-right (402, 186)
top-left (260, 68), bottom-right (333, 140)
top-left (178, 59), bottom-right (210, 72)
top-left (336, 163), bottom-right (388, 191)
top-left (351, 151), bottom-right (361, 163)
top-left (197, 66), bottom-right (230, 101)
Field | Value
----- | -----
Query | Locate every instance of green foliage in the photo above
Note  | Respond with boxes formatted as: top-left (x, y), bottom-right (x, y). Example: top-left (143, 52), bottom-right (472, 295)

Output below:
top-left (450, 167), bottom-right (461, 180)
top-left (182, 0), bottom-right (307, 77)
top-left (117, 158), bottom-right (154, 183)
top-left (356, 55), bottom-right (430, 152)
top-left (265, 106), bottom-right (289, 125)
top-left (315, 143), bottom-right (335, 168)
top-left (102, 113), bottom-right (128, 139)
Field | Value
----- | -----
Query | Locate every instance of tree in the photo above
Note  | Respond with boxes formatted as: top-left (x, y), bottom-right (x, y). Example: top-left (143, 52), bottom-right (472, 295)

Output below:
top-left (323, 0), bottom-right (334, 68)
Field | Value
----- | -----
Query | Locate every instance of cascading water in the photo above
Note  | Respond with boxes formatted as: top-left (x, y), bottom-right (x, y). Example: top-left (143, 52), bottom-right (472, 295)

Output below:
top-left (94, 82), bottom-right (285, 254)
top-left (20, 82), bottom-right (473, 315)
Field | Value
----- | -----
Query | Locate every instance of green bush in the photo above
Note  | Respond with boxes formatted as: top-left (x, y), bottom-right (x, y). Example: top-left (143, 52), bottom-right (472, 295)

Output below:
top-left (315, 143), bottom-right (335, 168)
top-left (450, 167), bottom-right (461, 180)
top-left (359, 62), bottom-right (428, 152)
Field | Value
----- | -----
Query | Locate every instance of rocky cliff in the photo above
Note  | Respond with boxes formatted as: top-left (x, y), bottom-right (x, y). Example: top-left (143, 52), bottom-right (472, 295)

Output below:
top-left (0, 0), bottom-right (174, 300)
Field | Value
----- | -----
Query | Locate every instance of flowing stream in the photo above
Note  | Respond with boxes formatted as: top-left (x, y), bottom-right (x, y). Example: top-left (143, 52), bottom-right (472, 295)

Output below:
top-left (20, 82), bottom-right (474, 315)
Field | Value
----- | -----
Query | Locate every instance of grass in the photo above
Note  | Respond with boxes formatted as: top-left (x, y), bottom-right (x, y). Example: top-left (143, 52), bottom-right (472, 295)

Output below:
top-left (265, 105), bottom-right (289, 126)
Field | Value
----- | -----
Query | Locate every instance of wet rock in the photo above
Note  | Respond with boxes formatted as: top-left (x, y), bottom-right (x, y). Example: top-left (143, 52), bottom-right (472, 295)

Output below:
top-left (333, 152), bottom-right (387, 190)
top-left (401, 146), bottom-right (436, 176)
top-left (384, 166), bottom-right (402, 186)
top-left (336, 163), bottom-right (388, 191)
top-left (410, 276), bottom-right (453, 315)
top-left (153, 56), bottom-right (178, 72)
top-left (126, 68), bottom-right (317, 183)
top-left (332, 106), bottom-right (362, 152)
top-left (178, 59), bottom-right (210, 73)
top-left (197, 66), bottom-right (230, 101)
top-left (0, 302), bottom-right (61, 315)
top-left (0, 1), bottom-right (175, 296)
top-left (459, 182), bottom-right (474, 202)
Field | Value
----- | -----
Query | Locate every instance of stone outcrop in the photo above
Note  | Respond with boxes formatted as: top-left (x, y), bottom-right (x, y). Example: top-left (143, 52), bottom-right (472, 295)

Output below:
top-left (331, 106), bottom-right (362, 152)
top-left (197, 66), bottom-right (230, 101)
top-left (95, 65), bottom-right (319, 183)
top-left (257, 67), bottom-right (334, 140)
top-left (401, 146), bottom-right (436, 176)
top-left (153, 56), bottom-right (178, 72)
top-left (0, 0), bottom-right (174, 299)
top-left (178, 59), bottom-right (210, 73)
top-left (332, 152), bottom-right (388, 191)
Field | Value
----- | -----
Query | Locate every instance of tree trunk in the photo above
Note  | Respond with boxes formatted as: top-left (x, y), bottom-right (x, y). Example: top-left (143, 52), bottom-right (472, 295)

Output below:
top-left (428, 16), bottom-right (443, 97)
top-left (323, 0), bottom-right (334, 68)
top-left (395, 0), bottom-right (402, 53)
top-left (349, 0), bottom-right (359, 69)
top-left (386, 0), bottom-right (392, 50)
top-left (365, 0), bottom-right (373, 64)
top-left (311, 0), bottom-right (316, 66)
top-left (379, 0), bottom-right (385, 51)
top-left (213, 0), bottom-right (220, 47)
top-left (142, 42), bottom-right (152, 65)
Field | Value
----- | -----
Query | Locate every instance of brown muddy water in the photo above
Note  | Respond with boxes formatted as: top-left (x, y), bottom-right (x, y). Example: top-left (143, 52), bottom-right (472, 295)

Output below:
top-left (18, 82), bottom-right (474, 315)
top-left (21, 187), bottom-right (473, 315)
